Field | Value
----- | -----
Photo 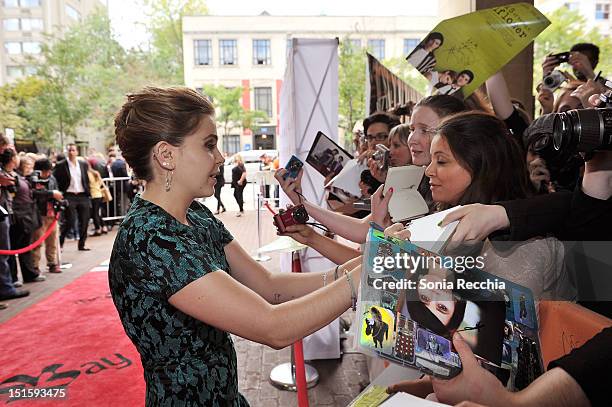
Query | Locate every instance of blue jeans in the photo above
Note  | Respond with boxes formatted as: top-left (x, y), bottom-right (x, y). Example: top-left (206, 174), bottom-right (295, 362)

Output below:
top-left (0, 216), bottom-right (16, 296)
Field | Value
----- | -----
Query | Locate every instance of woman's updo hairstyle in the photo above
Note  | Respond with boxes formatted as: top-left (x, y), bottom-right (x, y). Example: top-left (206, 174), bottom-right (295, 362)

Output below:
top-left (115, 86), bottom-right (215, 181)
top-left (415, 95), bottom-right (467, 119)
top-left (436, 111), bottom-right (532, 209)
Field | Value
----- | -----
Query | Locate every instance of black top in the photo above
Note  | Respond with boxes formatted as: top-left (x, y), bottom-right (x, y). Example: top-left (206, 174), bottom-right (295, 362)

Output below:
top-left (216, 163), bottom-right (225, 185)
top-left (503, 107), bottom-right (530, 151)
top-left (231, 164), bottom-right (245, 188)
top-left (497, 187), bottom-right (612, 242)
top-left (548, 326), bottom-right (612, 407)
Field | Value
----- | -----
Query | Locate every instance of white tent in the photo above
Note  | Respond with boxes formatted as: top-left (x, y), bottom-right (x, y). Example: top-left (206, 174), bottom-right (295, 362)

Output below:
top-left (278, 38), bottom-right (340, 360)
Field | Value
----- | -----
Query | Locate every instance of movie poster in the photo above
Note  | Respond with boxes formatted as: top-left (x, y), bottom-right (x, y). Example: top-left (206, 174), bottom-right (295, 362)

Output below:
top-left (405, 2), bottom-right (550, 98)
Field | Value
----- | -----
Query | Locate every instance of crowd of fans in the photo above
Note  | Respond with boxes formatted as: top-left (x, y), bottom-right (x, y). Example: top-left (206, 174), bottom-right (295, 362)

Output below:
top-left (0, 139), bottom-right (140, 308)
top-left (272, 42), bottom-right (611, 406)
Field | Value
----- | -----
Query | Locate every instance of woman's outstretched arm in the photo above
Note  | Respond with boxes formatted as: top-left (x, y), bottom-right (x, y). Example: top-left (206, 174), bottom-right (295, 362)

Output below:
top-left (169, 262), bottom-right (362, 349)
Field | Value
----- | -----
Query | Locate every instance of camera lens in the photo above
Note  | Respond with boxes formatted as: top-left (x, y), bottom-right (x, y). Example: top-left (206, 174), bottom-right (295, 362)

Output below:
top-left (553, 108), bottom-right (612, 153)
top-left (293, 206), bottom-right (308, 224)
top-left (543, 75), bottom-right (554, 86)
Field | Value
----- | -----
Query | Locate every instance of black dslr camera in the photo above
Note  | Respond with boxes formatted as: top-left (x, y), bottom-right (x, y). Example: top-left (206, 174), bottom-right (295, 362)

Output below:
top-left (26, 170), bottom-right (49, 188)
top-left (273, 204), bottom-right (308, 233)
top-left (52, 199), bottom-right (69, 213)
top-left (551, 79), bottom-right (612, 155)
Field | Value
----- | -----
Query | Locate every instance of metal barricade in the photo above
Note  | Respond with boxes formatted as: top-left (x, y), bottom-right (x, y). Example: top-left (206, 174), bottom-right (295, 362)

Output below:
top-left (101, 177), bottom-right (134, 222)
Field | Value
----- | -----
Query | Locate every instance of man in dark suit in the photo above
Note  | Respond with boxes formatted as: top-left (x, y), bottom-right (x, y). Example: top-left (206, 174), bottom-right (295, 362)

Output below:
top-left (53, 144), bottom-right (91, 251)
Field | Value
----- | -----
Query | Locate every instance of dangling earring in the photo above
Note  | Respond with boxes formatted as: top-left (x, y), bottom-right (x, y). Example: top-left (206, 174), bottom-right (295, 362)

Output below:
top-left (165, 170), bottom-right (173, 192)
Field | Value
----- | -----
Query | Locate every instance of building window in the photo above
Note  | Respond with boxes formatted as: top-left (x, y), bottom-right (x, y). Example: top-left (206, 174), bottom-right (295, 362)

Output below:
top-left (22, 41), bottom-right (40, 54)
top-left (219, 39), bottom-right (237, 65)
top-left (404, 38), bottom-right (420, 55)
top-left (3, 0), bottom-right (19, 7)
top-left (3, 18), bottom-right (19, 31)
top-left (368, 39), bottom-right (385, 60)
top-left (5, 41), bottom-right (21, 54)
top-left (596, 3), bottom-right (610, 19)
top-left (194, 39), bottom-right (212, 66)
top-left (21, 18), bottom-right (43, 30)
top-left (66, 5), bottom-right (81, 20)
top-left (6, 66), bottom-right (23, 78)
top-left (254, 87), bottom-right (273, 118)
top-left (24, 65), bottom-right (36, 75)
top-left (20, 0), bottom-right (41, 6)
top-left (252, 39), bottom-right (271, 65)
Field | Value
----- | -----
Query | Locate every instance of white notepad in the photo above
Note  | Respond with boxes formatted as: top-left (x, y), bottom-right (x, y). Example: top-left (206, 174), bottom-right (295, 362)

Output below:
top-left (380, 392), bottom-right (451, 406)
top-left (383, 166), bottom-right (429, 222)
top-left (407, 206), bottom-right (462, 254)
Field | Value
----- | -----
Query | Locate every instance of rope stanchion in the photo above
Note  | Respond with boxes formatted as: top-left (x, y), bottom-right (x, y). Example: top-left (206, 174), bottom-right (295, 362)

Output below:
top-left (0, 213), bottom-right (59, 255)
top-left (291, 251), bottom-right (309, 407)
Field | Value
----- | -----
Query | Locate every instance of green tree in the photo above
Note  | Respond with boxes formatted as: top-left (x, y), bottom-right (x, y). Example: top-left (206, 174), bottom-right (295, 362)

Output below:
top-left (25, 10), bottom-right (128, 146)
top-left (141, 0), bottom-right (208, 84)
top-left (338, 38), bottom-right (366, 145)
top-left (203, 85), bottom-right (268, 138)
top-left (534, 7), bottom-right (612, 89)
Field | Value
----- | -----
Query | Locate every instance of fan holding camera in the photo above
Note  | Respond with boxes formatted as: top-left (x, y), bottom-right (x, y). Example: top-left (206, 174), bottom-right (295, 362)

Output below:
top-left (539, 43), bottom-right (601, 115)
top-left (31, 158), bottom-right (65, 275)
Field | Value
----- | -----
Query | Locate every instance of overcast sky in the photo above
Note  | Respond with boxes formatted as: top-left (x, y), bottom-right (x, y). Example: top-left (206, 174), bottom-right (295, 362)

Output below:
top-left (107, 0), bottom-right (439, 49)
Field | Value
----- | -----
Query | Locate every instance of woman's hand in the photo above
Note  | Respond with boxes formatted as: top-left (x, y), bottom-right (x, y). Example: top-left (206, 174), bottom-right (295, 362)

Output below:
top-left (440, 204), bottom-right (510, 243)
top-left (278, 224), bottom-right (315, 245)
top-left (274, 168), bottom-right (303, 204)
top-left (571, 79), bottom-right (606, 108)
top-left (432, 334), bottom-right (513, 407)
top-left (537, 85), bottom-right (554, 115)
top-left (368, 157), bottom-right (387, 183)
top-left (528, 158), bottom-right (552, 192)
top-left (371, 185), bottom-right (393, 228)
top-left (384, 223), bottom-right (411, 241)
top-left (387, 376), bottom-right (433, 399)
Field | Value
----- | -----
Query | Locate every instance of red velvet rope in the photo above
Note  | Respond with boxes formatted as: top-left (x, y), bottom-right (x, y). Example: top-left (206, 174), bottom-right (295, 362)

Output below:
top-left (0, 213), bottom-right (59, 255)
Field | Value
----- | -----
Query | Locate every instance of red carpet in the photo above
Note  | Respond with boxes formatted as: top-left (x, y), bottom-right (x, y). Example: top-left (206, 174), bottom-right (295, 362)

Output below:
top-left (0, 267), bottom-right (145, 406)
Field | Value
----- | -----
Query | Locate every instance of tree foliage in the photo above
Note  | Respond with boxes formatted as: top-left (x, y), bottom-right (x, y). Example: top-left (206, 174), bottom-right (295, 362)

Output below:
top-left (0, 10), bottom-right (167, 148)
top-left (202, 85), bottom-right (268, 137)
top-left (141, 0), bottom-right (208, 84)
top-left (338, 38), bottom-right (366, 141)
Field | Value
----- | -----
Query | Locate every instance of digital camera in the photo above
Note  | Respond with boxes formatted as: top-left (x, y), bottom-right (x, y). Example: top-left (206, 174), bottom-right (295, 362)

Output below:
top-left (542, 70), bottom-right (567, 92)
top-left (273, 204), bottom-right (308, 233)
top-left (372, 144), bottom-right (390, 171)
top-left (52, 199), bottom-right (69, 213)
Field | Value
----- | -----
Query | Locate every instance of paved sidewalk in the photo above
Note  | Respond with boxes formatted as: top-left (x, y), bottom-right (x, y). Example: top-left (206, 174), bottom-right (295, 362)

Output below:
top-left (1, 204), bottom-right (370, 406)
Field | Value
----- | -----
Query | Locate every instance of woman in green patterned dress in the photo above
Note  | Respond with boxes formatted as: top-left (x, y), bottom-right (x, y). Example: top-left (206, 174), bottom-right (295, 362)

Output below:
top-left (108, 87), bottom-right (362, 406)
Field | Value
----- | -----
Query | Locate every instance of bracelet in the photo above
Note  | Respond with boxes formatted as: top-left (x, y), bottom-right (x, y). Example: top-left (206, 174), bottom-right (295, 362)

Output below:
top-left (323, 270), bottom-right (328, 287)
top-left (344, 270), bottom-right (357, 311)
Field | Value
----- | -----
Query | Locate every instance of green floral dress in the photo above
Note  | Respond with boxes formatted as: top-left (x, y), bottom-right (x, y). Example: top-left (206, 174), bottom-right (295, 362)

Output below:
top-left (109, 195), bottom-right (249, 406)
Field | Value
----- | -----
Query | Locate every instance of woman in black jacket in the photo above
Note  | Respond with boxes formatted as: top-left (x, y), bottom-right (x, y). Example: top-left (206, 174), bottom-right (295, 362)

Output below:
top-left (231, 155), bottom-right (246, 217)
top-left (214, 162), bottom-right (226, 214)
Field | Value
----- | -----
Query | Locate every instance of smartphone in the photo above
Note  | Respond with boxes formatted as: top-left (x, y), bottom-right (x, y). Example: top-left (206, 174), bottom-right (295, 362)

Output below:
top-left (551, 51), bottom-right (570, 63)
top-left (283, 155), bottom-right (303, 180)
